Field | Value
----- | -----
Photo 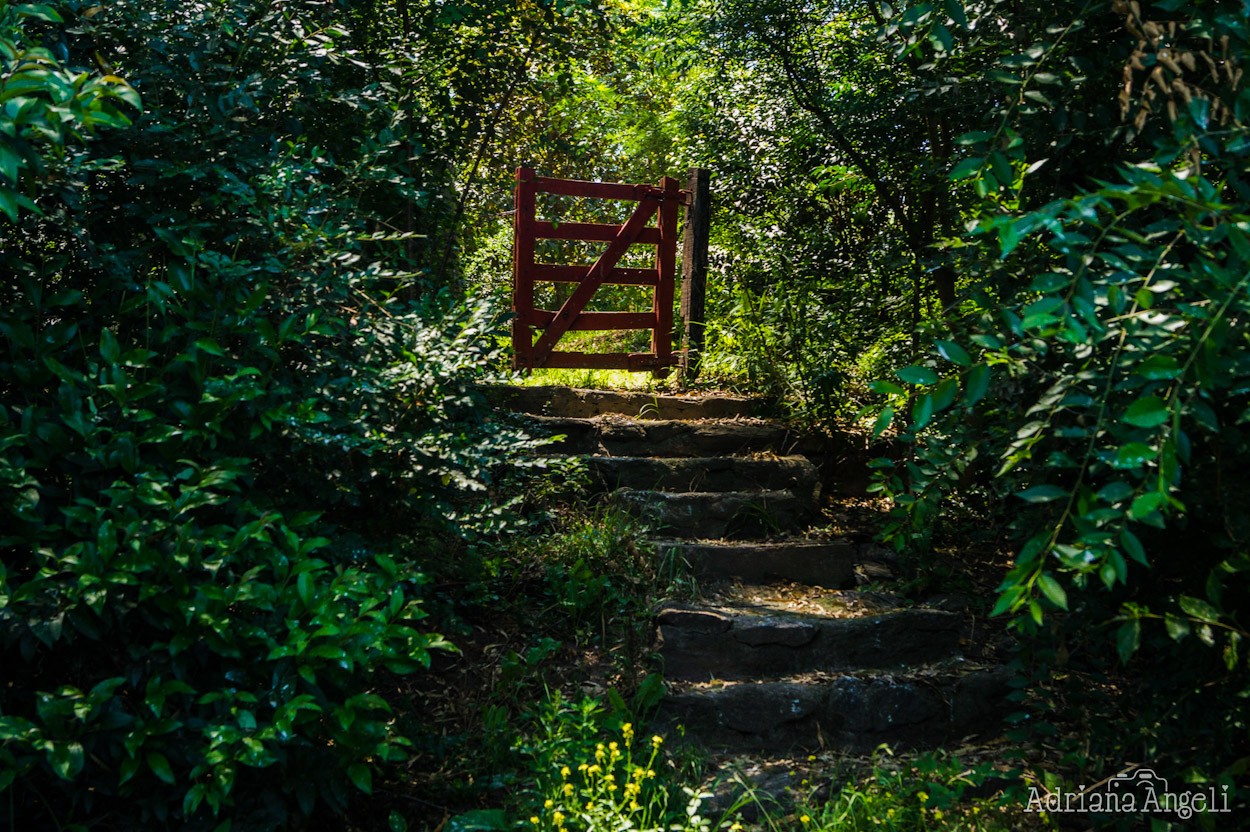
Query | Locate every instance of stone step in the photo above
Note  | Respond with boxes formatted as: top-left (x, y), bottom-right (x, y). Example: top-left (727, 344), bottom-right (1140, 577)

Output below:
top-left (586, 456), bottom-right (819, 498)
top-left (523, 415), bottom-right (796, 458)
top-left (655, 540), bottom-right (861, 588)
top-left (658, 666), bottom-right (1010, 752)
top-left (656, 605), bottom-right (961, 682)
top-left (609, 489), bottom-right (813, 539)
top-left (485, 385), bottom-right (764, 421)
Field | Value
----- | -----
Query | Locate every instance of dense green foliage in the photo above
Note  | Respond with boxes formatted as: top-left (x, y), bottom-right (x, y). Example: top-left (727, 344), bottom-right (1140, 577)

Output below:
top-left (0, 0), bottom-right (569, 827)
top-left (5, 0), bottom-right (1250, 826)
top-left (859, 0), bottom-right (1250, 793)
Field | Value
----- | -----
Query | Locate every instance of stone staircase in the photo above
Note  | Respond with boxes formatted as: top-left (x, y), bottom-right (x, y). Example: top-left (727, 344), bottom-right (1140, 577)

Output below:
top-left (492, 385), bottom-right (1008, 753)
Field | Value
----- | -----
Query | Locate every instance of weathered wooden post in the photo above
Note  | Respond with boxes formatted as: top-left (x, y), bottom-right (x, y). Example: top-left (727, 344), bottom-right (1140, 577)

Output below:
top-left (680, 168), bottom-right (710, 382)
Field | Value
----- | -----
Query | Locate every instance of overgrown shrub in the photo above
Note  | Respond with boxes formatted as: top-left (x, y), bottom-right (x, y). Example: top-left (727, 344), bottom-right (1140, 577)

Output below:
top-left (872, 0), bottom-right (1250, 799)
top-left (0, 2), bottom-right (546, 828)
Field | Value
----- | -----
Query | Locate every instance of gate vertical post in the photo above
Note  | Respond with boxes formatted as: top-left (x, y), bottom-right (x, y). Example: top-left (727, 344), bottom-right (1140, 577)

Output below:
top-left (680, 167), bottom-right (710, 381)
top-left (654, 176), bottom-right (681, 375)
top-left (512, 167), bottom-right (536, 370)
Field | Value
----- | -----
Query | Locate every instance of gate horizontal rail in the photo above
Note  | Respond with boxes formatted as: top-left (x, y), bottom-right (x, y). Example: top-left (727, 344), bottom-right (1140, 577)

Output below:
top-left (512, 167), bottom-right (684, 373)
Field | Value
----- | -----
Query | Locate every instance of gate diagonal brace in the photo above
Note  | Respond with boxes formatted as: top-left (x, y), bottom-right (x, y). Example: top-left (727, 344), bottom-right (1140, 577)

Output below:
top-left (528, 196), bottom-right (660, 366)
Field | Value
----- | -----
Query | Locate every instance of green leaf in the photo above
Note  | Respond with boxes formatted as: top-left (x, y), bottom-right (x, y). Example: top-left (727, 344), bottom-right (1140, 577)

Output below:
top-left (0, 143), bottom-right (22, 188)
top-left (872, 406), bottom-right (894, 438)
top-left (1116, 620), bottom-right (1141, 664)
top-left (194, 338), bottom-right (225, 357)
top-left (1179, 595), bottom-right (1220, 624)
top-left (896, 365), bottom-right (938, 385)
top-left (1120, 528), bottom-right (1148, 565)
top-left (1016, 485), bottom-right (1067, 503)
top-left (47, 741), bottom-right (85, 780)
top-left (347, 762), bottom-right (373, 794)
top-left (147, 751), bottom-right (175, 785)
top-left (935, 339), bottom-right (971, 366)
top-left (1136, 355), bottom-right (1181, 380)
top-left (1097, 482), bottom-right (1134, 503)
top-left (1113, 443), bottom-right (1156, 468)
top-left (1124, 395), bottom-right (1169, 428)
top-left (1128, 491), bottom-right (1164, 519)
top-left (870, 380), bottom-right (905, 396)
top-left (1037, 572), bottom-right (1068, 610)
top-left (296, 572), bottom-right (314, 609)
top-left (389, 810), bottom-right (409, 832)
top-left (963, 364), bottom-right (990, 405)
top-left (950, 157), bottom-right (983, 180)
top-left (955, 130), bottom-right (992, 146)
top-left (100, 329), bottom-right (121, 364)
top-left (929, 22), bottom-right (953, 53)
top-left (912, 393), bottom-right (935, 430)
top-left (14, 4), bottom-right (64, 22)
top-left (930, 377), bottom-right (958, 412)
top-left (991, 584), bottom-right (1025, 617)
top-left (944, 0), bottom-right (969, 28)
top-left (1165, 614), bottom-right (1190, 641)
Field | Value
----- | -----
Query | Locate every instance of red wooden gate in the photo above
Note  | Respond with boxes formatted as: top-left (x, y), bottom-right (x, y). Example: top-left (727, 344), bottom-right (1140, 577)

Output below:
top-left (512, 167), bottom-right (683, 372)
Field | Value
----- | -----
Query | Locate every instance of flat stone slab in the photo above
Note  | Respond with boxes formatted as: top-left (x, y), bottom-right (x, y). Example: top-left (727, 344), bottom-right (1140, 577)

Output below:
top-left (586, 456), bottom-right (819, 500)
top-left (484, 385), bottom-right (764, 420)
top-left (609, 489), bottom-right (813, 539)
top-left (658, 668), bottom-right (1011, 752)
top-left (525, 416), bottom-right (797, 458)
top-left (657, 605), bottom-right (961, 681)
top-left (658, 540), bottom-right (859, 588)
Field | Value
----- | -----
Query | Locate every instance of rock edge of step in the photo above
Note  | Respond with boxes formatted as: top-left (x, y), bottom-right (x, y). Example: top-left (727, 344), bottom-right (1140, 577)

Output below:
top-left (657, 605), bottom-right (962, 681)
top-left (483, 385), bottom-right (765, 421)
top-left (657, 667), bottom-right (1012, 752)
top-left (654, 539), bottom-right (860, 588)
top-left (610, 489), bottom-right (815, 539)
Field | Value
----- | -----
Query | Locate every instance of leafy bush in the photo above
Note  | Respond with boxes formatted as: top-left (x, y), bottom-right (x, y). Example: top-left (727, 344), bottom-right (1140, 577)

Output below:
top-left (0, 1), bottom-right (547, 828)
top-left (872, 0), bottom-right (1250, 794)
top-left (506, 695), bottom-right (713, 832)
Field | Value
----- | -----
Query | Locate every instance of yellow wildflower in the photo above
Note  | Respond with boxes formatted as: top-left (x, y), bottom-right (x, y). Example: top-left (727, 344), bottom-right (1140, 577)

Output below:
top-left (529, 817), bottom-right (539, 826)
top-left (622, 723), bottom-right (634, 740)
top-left (651, 735), bottom-right (663, 747)
top-left (560, 766), bottom-right (570, 779)
top-left (544, 800), bottom-right (553, 809)
top-left (800, 815), bottom-right (810, 825)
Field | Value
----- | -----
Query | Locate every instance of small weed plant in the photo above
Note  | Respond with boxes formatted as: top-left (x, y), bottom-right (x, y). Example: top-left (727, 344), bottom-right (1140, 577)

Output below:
top-left (782, 752), bottom-right (1050, 832)
top-left (516, 696), bottom-right (714, 832)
